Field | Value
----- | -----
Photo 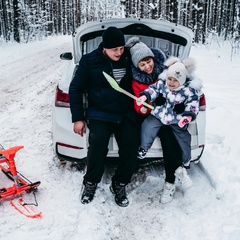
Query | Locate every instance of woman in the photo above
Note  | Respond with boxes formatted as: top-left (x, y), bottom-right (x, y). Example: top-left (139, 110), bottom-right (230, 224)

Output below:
top-left (126, 37), bottom-right (166, 116)
top-left (126, 37), bottom-right (194, 204)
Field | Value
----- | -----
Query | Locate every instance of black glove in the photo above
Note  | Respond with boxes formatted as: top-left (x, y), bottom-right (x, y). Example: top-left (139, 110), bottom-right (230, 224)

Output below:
top-left (173, 103), bottom-right (185, 114)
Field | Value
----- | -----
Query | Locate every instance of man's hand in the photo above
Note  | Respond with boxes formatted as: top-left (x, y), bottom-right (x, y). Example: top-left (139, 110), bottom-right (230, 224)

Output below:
top-left (73, 121), bottom-right (86, 136)
top-left (136, 95), bottom-right (147, 106)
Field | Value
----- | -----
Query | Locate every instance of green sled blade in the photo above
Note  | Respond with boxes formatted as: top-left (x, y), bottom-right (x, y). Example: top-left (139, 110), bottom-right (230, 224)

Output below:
top-left (102, 71), bottom-right (122, 93)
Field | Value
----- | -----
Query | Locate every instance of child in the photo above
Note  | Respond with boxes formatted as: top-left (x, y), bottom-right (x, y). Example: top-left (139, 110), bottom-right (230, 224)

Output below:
top-left (136, 56), bottom-right (200, 168)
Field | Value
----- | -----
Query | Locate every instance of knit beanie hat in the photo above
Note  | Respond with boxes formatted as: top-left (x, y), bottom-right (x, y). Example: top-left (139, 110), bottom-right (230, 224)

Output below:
top-left (102, 27), bottom-right (125, 49)
top-left (125, 37), bottom-right (154, 68)
top-left (165, 57), bottom-right (196, 85)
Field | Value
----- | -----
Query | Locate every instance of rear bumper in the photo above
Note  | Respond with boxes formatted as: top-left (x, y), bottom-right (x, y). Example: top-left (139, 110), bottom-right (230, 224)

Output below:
top-left (52, 107), bottom-right (205, 163)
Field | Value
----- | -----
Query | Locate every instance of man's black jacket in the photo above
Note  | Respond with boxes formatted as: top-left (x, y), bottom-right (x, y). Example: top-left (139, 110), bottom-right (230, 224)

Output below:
top-left (69, 43), bottom-right (139, 124)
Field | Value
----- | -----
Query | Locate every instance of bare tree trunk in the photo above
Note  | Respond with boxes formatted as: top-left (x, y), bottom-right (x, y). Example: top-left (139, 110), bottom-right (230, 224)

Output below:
top-left (76, 0), bottom-right (81, 26)
top-left (172, 0), bottom-right (178, 24)
top-left (202, 0), bottom-right (209, 44)
top-left (230, 0), bottom-right (237, 36)
top-left (13, 0), bottom-right (20, 42)
top-left (217, 0), bottom-right (224, 37)
top-left (224, 0), bottom-right (232, 39)
top-left (0, 0), bottom-right (10, 41)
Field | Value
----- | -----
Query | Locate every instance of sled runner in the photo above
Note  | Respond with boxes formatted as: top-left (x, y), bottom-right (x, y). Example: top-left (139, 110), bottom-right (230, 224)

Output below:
top-left (0, 145), bottom-right (42, 218)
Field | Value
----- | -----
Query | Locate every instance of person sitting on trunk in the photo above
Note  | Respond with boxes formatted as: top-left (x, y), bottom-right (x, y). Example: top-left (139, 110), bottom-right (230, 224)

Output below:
top-left (127, 36), bottom-right (202, 203)
top-left (69, 27), bottom-right (140, 207)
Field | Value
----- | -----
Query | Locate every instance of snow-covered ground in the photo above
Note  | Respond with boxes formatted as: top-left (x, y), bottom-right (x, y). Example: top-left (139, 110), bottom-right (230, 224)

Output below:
top-left (0, 35), bottom-right (240, 240)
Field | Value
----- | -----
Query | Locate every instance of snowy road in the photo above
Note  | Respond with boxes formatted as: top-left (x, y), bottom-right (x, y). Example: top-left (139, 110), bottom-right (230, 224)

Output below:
top-left (0, 36), bottom-right (240, 240)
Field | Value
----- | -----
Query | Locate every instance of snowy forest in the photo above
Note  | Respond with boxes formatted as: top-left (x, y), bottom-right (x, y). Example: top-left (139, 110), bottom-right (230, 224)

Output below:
top-left (0, 0), bottom-right (240, 44)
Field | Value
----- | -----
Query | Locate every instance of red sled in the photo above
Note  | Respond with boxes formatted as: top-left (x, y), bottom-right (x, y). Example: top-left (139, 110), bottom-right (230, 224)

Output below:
top-left (0, 145), bottom-right (42, 218)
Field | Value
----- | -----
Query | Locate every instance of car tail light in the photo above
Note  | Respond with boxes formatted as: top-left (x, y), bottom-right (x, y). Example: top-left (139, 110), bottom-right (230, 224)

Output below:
top-left (55, 86), bottom-right (70, 107)
top-left (57, 142), bottom-right (83, 150)
top-left (199, 94), bottom-right (206, 111)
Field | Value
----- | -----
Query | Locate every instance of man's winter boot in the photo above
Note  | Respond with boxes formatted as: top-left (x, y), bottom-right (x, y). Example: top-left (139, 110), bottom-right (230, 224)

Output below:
top-left (174, 166), bottom-right (192, 191)
top-left (110, 181), bottom-right (129, 207)
top-left (160, 182), bottom-right (176, 204)
top-left (81, 181), bottom-right (97, 204)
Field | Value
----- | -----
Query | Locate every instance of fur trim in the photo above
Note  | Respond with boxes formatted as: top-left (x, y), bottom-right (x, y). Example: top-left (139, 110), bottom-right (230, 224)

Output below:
top-left (165, 56), bottom-right (196, 75)
top-left (164, 57), bottom-right (181, 67)
top-left (125, 36), bottom-right (140, 48)
top-left (158, 69), bottom-right (167, 80)
top-left (188, 74), bottom-right (203, 93)
top-left (183, 57), bottom-right (196, 74)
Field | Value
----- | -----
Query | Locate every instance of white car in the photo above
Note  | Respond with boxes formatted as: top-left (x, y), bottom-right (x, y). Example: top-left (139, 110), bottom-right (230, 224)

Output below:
top-left (52, 18), bottom-right (206, 164)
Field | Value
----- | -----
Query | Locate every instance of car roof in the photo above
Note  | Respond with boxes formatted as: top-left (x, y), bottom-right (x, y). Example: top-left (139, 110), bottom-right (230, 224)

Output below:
top-left (72, 18), bottom-right (194, 64)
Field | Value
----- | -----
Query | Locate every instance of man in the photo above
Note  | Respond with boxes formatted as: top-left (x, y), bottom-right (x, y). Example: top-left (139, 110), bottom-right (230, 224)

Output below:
top-left (69, 27), bottom-right (140, 207)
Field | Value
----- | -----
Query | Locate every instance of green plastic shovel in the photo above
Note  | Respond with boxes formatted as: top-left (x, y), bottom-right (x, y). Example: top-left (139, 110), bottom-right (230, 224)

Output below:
top-left (102, 71), bottom-right (154, 110)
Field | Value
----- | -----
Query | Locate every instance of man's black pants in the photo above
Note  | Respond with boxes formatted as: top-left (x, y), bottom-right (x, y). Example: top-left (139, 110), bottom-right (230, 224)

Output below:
top-left (84, 117), bottom-right (140, 184)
